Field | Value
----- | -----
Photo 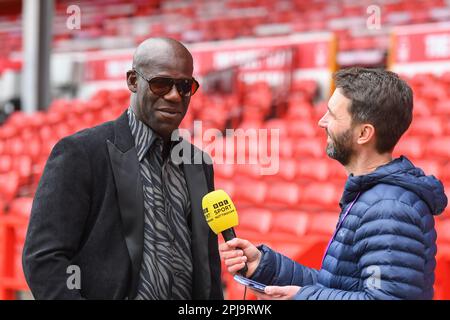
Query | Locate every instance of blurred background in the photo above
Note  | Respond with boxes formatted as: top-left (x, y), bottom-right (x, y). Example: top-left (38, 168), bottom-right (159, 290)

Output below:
top-left (0, 0), bottom-right (449, 300)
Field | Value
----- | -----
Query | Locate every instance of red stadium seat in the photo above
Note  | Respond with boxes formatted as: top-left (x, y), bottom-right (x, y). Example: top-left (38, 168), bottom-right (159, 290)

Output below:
top-left (39, 124), bottom-right (55, 141)
top-left (437, 220), bottom-right (450, 243)
top-left (4, 112), bottom-right (33, 132)
top-left (425, 137), bottom-right (450, 160)
top-left (0, 155), bottom-right (12, 174)
top-left (278, 138), bottom-right (294, 158)
top-left (39, 136), bottom-right (59, 159)
top-left (45, 111), bottom-right (65, 126)
top-left (7, 138), bottom-right (25, 157)
top-left (290, 79), bottom-right (318, 100)
top-left (214, 179), bottom-right (235, 199)
top-left (9, 197), bottom-right (33, 243)
top-left (12, 155), bottom-right (32, 186)
top-left (272, 158), bottom-right (297, 182)
top-left (0, 126), bottom-right (17, 147)
top-left (394, 136), bottom-right (424, 159)
top-left (238, 120), bottom-right (264, 131)
top-left (234, 164), bottom-right (263, 180)
top-left (440, 163), bottom-right (450, 185)
top-left (236, 208), bottom-right (272, 240)
top-left (293, 138), bottom-right (325, 158)
top-left (270, 211), bottom-right (309, 238)
top-left (241, 107), bottom-right (266, 124)
top-left (14, 242), bottom-right (26, 285)
top-left (435, 220), bottom-right (450, 299)
top-left (30, 136), bottom-right (43, 160)
top-left (444, 121), bottom-right (450, 135)
top-left (0, 172), bottom-right (20, 203)
top-left (28, 111), bottom-right (46, 129)
top-left (297, 158), bottom-right (330, 181)
top-left (80, 112), bottom-right (98, 128)
top-left (214, 163), bottom-right (234, 179)
top-left (264, 119), bottom-right (289, 137)
top-left (232, 136), bottom-right (260, 162)
top-left (326, 160), bottom-right (348, 182)
top-left (408, 117), bottom-right (444, 137)
top-left (286, 119), bottom-right (317, 138)
top-left (411, 98), bottom-right (432, 117)
top-left (421, 84), bottom-right (447, 102)
top-left (265, 182), bottom-right (301, 208)
top-left (31, 159), bottom-right (47, 190)
top-left (8, 197), bottom-right (33, 218)
top-left (300, 182), bottom-right (340, 210)
top-left (435, 100), bottom-right (450, 116)
top-left (285, 100), bottom-right (313, 120)
top-left (413, 159), bottom-right (442, 178)
top-left (233, 180), bottom-right (267, 206)
top-left (308, 212), bottom-right (338, 237)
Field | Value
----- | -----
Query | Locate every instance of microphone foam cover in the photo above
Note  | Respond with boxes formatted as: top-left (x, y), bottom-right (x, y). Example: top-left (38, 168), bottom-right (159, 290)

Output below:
top-left (202, 189), bottom-right (238, 234)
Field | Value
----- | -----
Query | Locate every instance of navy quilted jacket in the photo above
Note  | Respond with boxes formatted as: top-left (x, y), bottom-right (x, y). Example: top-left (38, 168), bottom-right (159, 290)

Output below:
top-left (251, 156), bottom-right (447, 300)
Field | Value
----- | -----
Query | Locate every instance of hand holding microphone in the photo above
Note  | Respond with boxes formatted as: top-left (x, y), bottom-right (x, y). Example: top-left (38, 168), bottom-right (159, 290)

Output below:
top-left (203, 190), bottom-right (301, 299)
top-left (220, 238), bottom-right (262, 278)
top-left (202, 190), bottom-right (261, 277)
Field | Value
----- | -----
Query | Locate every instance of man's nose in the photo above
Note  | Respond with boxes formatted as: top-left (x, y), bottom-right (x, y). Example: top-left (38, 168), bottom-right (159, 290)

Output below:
top-left (163, 84), bottom-right (182, 102)
top-left (318, 114), bottom-right (328, 129)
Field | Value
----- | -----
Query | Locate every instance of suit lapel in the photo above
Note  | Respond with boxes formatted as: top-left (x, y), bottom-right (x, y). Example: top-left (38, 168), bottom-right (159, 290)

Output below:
top-left (106, 111), bottom-right (144, 299)
top-left (181, 140), bottom-right (212, 300)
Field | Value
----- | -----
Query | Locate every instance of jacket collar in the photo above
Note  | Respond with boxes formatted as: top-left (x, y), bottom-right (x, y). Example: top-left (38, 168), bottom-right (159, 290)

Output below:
top-left (339, 157), bottom-right (407, 207)
top-left (106, 110), bottom-right (144, 298)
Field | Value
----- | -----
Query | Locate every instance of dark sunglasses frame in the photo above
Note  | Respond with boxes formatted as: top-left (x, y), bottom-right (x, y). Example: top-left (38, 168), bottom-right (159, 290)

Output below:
top-left (133, 68), bottom-right (199, 97)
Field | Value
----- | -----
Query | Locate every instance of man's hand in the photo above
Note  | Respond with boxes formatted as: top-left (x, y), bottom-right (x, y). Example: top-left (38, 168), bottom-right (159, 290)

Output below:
top-left (253, 286), bottom-right (301, 300)
top-left (219, 238), bottom-right (261, 278)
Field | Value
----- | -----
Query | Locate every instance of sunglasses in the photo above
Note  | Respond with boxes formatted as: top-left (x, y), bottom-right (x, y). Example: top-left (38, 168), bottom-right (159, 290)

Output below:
top-left (133, 69), bottom-right (199, 97)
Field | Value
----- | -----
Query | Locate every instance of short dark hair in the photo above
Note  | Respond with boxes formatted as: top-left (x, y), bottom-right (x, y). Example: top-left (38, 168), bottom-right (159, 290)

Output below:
top-left (333, 67), bottom-right (413, 153)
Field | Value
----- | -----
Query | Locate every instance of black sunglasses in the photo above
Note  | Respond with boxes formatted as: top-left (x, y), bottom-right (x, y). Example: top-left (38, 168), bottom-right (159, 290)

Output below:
top-left (133, 69), bottom-right (199, 97)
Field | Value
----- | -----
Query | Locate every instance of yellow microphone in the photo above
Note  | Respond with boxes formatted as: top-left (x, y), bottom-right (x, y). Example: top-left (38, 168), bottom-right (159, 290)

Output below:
top-left (202, 189), bottom-right (248, 276)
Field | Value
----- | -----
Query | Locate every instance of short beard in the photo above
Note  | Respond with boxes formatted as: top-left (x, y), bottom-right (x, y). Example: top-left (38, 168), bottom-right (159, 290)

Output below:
top-left (326, 128), bottom-right (354, 166)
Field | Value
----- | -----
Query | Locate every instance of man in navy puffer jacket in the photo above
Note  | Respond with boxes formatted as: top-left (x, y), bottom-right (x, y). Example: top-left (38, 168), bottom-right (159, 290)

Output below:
top-left (220, 67), bottom-right (448, 300)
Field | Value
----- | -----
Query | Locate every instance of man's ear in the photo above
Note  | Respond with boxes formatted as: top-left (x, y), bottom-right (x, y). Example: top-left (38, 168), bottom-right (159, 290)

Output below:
top-left (356, 123), bottom-right (375, 145)
top-left (126, 70), bottom-right (137, 93)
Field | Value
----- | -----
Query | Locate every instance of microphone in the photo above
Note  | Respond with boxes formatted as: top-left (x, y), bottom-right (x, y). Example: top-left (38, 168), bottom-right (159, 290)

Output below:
top-left (202, 189), bottom-right (248, 276)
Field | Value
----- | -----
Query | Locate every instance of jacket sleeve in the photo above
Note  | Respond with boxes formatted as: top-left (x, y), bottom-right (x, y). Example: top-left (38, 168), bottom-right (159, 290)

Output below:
top-left (22, 136), bottom-right (91, 300)
top-left (204, 157), bottom-right (224, 300)
top-left (250, 245), bottom-right (319, 287)
top-left (295, 199), bottom-right (428, 300)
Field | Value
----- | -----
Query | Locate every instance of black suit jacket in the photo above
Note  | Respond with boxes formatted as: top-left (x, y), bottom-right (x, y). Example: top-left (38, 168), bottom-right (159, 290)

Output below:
top-left (22, 110), bottom-right (223, 300)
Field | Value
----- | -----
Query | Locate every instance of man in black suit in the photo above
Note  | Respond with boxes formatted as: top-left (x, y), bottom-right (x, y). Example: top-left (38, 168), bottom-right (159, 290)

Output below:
top-left (22, 38), bottom-right (223, 300)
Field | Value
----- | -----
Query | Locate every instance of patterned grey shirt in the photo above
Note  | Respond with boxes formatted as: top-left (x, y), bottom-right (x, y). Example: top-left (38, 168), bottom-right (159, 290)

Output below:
top-left (127, 107), bottom-right (193, 300)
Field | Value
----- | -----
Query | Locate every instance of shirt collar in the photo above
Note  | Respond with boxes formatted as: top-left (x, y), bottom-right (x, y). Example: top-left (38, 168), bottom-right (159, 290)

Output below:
top-left (127, 107), bottom-right (160, 162)
top-left (127, 107), bottom-right (183, 162)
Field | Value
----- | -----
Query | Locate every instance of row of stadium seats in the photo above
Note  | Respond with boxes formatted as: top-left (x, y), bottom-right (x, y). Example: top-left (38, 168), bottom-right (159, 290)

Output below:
top-left (2, 0), bottom-right (449, 57)
top-left (216, 179), bottom-right (341, 211)
top-left (1, 117), bottom-right (450, 161)
top-left (1, 75), bottom-right (450, 209)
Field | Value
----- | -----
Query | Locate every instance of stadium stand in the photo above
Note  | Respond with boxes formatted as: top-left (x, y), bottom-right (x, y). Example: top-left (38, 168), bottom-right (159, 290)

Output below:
top-left (1, 0), bottom-right (450, 300)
